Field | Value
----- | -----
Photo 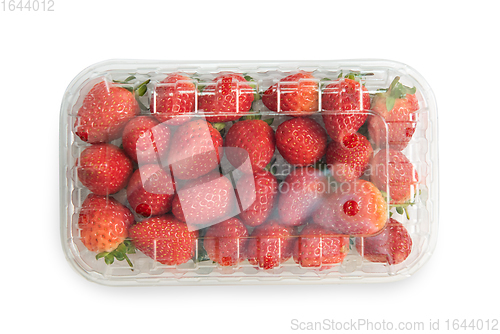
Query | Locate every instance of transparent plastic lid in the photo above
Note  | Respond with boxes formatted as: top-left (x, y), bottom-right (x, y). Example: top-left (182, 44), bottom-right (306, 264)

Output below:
top-left (59, 60), bottom-right (438, 285)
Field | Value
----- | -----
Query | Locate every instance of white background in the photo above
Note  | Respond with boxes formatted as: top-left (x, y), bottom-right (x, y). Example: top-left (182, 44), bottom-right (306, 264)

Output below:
top-left (1, 1), bottom-right (499, 333)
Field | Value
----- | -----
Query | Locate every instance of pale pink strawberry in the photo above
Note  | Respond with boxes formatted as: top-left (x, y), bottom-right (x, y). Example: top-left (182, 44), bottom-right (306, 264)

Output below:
top-left (126, 164), bottom-right (176, 217)
top-left (246, 220), bottom-right (294, 270)
top-left (171, 171), bottom-right (237, 229)
top-left (278, 167), bottom-right (329, 226)
top-left (150, 73), bottom-right (196, 126)
top-left (204, 217), bottom-right (248, 266)
top-left (356, 218), bottom-right (412, 265)
top-left (199, 73), bottom-right (254, 123)
top-left (167, 119), bottom-right (223, 180)
top-left (321, 78), bottom-right (370, 142)
top-left (368, 77), bottom-right (419, 151)
top-left (129, 214), bottom-right (198, 265)
top-left (122, 116), bottom-right (171, 165)
top-left (370, 149), bottom-right (419, 204)
top-left (326, 133), bottom-right (373, 182)
top-left (236, 170), bottom-right (279, 227)
top-left (293, 224), bottom-right (349, 268)
top-left (312, 179), bottom-right (387, 236)
top-left (262, 72), bottom-right (319, 116)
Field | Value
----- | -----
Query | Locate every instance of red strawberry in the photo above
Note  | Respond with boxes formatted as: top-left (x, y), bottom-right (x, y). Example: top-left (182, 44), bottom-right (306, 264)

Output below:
top-left (171, 171), bottom-right (237, 229)
top-left (122, 116), bottom-right (171, 165)
top-left (126, 164), bottom-right (176, 217)
top-left (278, 167), bottom-right (328, 226)
top-left (325, 132), bottom-right (373, 182)
top-left (262, 72), bottom-right (319, 115)
top-left (199, 73), bottom-right (254, 123)
top-left (293, 224), bottom-right (349, 268)
top-left (224, 119), bottom-right (276, 174)
top-left (246, 220), bottom-right (294, 270)
top-left (74, 81), bottom-right (140, 143)
top-left (129, 214), bottom-right (198, 265)
top-left (167, 119), bottom-right (223, 180)
top-left (236, 170), bottom-right (279, 227)
top-left (321, 77), bottom-right (370, 142)
top-left (370, 149), bottom-right (419, 204)
top-left (368, 77), bottom-right (419, 151)
top-left (313, 179), bottom-right (387, 236)
top-left (356, 218), bottom-right (412, 265)
top-left (77, 144), bottom-right (133, 195)
top-left (275, 117), bottom-right (327, 166)
top-left (203, 217), bottom-right (248, 266)
top-left (78, 194), bottom-right (135, 253)
top-left (150, 73), bottom-right (196, 126)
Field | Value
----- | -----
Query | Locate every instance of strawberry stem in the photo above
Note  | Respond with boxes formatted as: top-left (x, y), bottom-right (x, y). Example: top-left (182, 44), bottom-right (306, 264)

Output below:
top-left (113, 75), bottom-right (136, 84)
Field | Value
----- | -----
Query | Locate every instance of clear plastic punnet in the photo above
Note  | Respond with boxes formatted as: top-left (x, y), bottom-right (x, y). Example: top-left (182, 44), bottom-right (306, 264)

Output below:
top-left (59, 60), bottom-right (438, 285)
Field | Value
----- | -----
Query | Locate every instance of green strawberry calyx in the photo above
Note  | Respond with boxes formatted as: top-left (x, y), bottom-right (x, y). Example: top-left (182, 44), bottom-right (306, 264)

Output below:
top-left (238, 110), bottom-right (274, 125)
top-left (243, 74), bottom-right (261, 101)
top-left (113, 76), bottom-right (150, 96)
top-left (96, 239), bottom-right (136, 270)
top-left (337, 71), bottom-right (373, 81)
top-left (376, 76), bottom-right (417, 112)
top-left (380, 189), bottom-right (420, 220)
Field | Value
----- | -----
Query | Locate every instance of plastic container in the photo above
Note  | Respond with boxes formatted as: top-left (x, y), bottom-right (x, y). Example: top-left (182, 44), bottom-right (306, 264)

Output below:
top-left (59, 60), bottom-right (438, 285)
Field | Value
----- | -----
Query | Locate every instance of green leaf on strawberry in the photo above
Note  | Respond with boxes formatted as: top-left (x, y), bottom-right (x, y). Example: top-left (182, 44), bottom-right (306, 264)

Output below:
top-left (262, 118), bottom-right (273, 126)
top-left (96, 239), bottom-right (136, 269)
top-left (193, 228), bottom-right (212, 263)
top-left (113, 75), bottom-right (136, 84)
top-left (379, 76), bottom-right (417, 112)
top-left (135, 79), bottom-right (151, 97)
top-left (242, 75), bottom-right (261, 100)
top-left (241, 112), bottom-right (262, 121)
top-left (211, 122), bottom-right (226, 132)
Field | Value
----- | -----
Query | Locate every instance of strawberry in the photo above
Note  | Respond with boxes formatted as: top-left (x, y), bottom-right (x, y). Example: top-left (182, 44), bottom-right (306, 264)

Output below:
top-left (77, 143), bottom-right (133, 195)
top-left (313, 179), bottom-right (388, 236)
top-left (293, 224), bottom-right (349, 268)
top-left (224, 119), bottom-right (276, 174)
top-left (171, 171), bottom-right (237, 229)
top-left (129, 214), bottom-right (198, 266)
top-left (122, 116), bottom-right (171, 165)
top-left (150, 73), bottom-right (197, 126)
top-left (199, 73), bottom-right (254, 123)
top-left (245, 220), bottom-right (294, 270)
top-left (167, 119), bottom-right (223, 180)
top-left (262, 72), bottom-right (319, 115)
top-left (126, 164), bottom-right (176, 217)
top-left (74, 81), bottom-right (141, 143)
top-left (278, 167), bottom-right (328, 226)
top-left (368, 77), bottom-right (419, 151)
top-left (236, 170), bottom-right (279, 227)
top-left (321, 77), bottom-right (370, 142)
top-left (203, 217), bottom-right (248, 266)
top-left (275, 117), bottom-right (327, 166)
top-left (78, 194), bottom-right (135, 258)
top-left (356, 218), bottom-right (412, 265)
top-left (325, 132), bottom-right (373, 182)
top-left (370, 149), bottom-right (419, 204)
